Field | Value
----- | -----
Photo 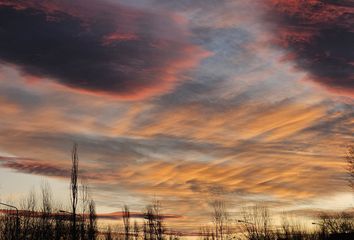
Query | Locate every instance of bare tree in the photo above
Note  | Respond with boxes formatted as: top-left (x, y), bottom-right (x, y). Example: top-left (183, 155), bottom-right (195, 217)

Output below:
top-left (0, 144), bottom-right (104, 240)
top-left (275, 214), bottom-right (310, 240)
top-left (240, 205), bottom-right (273, 240)
top-left (200, 225), bottom-right (214, 240)
top-left (153, 201), bottom-right (164, 240)
top-left (88, 200), bottom-right (97, 240)
top-left (143, 222), bottom-right (148, 240)
top-left (145, 206), bottom-right (154, 240)
top-left (105, 226), bottom-right (113, 240)
top-left (133, 220), bottom-right (139, 240)
top-left (80, 182), bottom-right (89, 240)
top-left (123, 205), bottom-right (131, 240)
top-left (41, 182), bottom-right (53, 240)
top-left (346, 145), bottom-right (354, 192)
top-left (319, 212), bottom-right (354, 237)
top-left (144, 200), bottom-right (164, 240)
top-left (55, 206), bottom-right (68, 240)
top-left (211, 200), bottom-right (229, 240)
top-left (20, 189), bottom-right (37, 239)
top-left (0, 201), bottom-right (18, 240)
top-left (71, 143), bottom-right (79, 240)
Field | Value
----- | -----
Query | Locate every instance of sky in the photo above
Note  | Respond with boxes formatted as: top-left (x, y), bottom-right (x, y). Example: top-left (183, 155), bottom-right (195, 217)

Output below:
top-left (0, 0), bottom-right (353, 232)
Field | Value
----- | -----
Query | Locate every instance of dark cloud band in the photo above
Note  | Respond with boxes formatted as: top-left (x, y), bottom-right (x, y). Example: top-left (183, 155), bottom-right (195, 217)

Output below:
top-left (266, 0), bottom-right (354, 97)
top-left (0, 156), bottom-right (69, 177)
top-left (0, 0), bottom-right (207, 99)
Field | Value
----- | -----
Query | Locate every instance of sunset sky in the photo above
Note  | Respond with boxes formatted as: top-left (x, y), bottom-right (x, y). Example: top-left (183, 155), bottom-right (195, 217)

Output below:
top-left (0, 0), bottom-right (353, 232)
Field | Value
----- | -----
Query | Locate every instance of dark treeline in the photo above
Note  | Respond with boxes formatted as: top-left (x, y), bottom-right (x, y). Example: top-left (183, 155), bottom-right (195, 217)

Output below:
top-left (0, 144), bottom-right (177, 240)
top-left (200, 202), bottom-right (354, 240)
top-left (0, 185), bottom-right (97, 240)
top-left (0, 191), bottom-right (171, 240)
top-left (0, 146), bottom-right (353, 240)
top-left (0, 144), bottom-right (98, 240)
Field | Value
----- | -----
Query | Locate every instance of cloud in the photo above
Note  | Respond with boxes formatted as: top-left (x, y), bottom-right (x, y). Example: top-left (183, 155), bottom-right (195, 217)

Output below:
top-left (0, 209), bottom-right (181, 220)
top-left (0, 0), bottom-right (208, 99)
top-left (265, 0), bottom-right (354, 97)
top-left (286, 208), bottom-right (354, 218)
top-left (0, 98), bottom-right (352, 229)
top-left (96, 211), bottom-right (181, 220)
top-left (0, 156), bottom-right (69, 177)
top-left (131, 100), bottom-right (327, 144)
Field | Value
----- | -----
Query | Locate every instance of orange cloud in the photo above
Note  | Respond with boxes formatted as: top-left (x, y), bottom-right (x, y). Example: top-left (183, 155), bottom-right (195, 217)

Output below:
top-left (130, 101), bottom-right (326, 145)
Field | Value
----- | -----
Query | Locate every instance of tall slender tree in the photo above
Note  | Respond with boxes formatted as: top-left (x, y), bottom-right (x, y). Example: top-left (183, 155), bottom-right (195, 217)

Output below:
top-left (133, 220), bottom-right (139, 240)
top-left (88, 200), bottom-right (97, 240)
top-left (123, 205), bottom-right (131, 240)
top-left (41, 182), bottom-right (53, 240)
top-left (80, 182), bottom-right (89, 240)
top-left (71, 143), bottom-right (79, 240)
top-left (346, 145), bottom-right (354, 192)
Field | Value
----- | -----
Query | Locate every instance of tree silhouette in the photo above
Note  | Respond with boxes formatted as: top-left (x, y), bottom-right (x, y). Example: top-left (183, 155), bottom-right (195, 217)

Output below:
top-left (71, 143), bottom-right (79, 240)
top-left (123, 205), bottom-right (131, 240)
top-left (88, 200), bottom-right (97, 240)
top-left (346, 146), bottom-right (354, 192)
